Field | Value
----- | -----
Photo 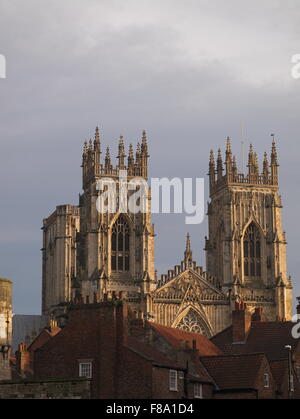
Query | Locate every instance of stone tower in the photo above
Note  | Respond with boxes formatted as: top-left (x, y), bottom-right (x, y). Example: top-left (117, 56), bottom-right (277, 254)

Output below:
top-left (205, 137), bottom-right (292, 320)
top-left (0, 278), bottom-right (12, 380)
top-left (75, 128), bottom-right (156, 313)
top-left (42, 205), bottom-right (80, 315)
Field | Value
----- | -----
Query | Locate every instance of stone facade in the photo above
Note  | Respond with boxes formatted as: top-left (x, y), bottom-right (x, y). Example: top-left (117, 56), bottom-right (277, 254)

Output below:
top-left (76, 129), bottom-right (155, 314)
top-left (42, 129), bottom-right (292, 336)
top-left (42, 205), bottom-right (80, 314)
top-left (0, 378), bottom-right (90, 399)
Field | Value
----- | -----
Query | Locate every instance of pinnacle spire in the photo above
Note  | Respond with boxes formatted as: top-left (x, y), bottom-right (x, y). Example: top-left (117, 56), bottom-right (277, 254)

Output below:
top-left (209, 150), bottom-right (215, 168)
top-left (184, 233), bottom-right (193, 267)
top-left (136, 142), bottom-right (141, 162)
top-left (83, 140), bottom-right (88, 154)
top-left (270, 135), bottom-right (279, 184)
top-left (217, 148), bottom-right (223, 180)
top-left (248, 144), bottom-right (254, 164)
top-left (140, 130), bottom-right (149, 178)
top-left (141, 130), bottom-right (149, 155)
top-left (263, 152), bottom-right (269, 181)
top-left (186, 232), bottom-right (191, 251)
top-left (225, 137), bottom-right (233, 178)
top-left (271, 137), bottom-right (278, 166)
top-left (117, 135), bottom-right (126, 169)
top-left (226, 136), bottom-right (232, 154)
top-left (128, 143), bottom-right (134, 175)
top-left (94, 126), bottom-right (100, 146)
top-left (105, 147), bottom-right (111, 171)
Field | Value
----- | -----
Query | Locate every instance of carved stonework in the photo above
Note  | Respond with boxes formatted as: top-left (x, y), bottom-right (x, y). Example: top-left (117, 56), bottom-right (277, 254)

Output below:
top-left (177, 311), bottom-right (206, 335)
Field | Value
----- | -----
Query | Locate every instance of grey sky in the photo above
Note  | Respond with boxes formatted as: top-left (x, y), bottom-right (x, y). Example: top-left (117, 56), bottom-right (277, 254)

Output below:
top-left (0, 0), bottom-right (299, 314)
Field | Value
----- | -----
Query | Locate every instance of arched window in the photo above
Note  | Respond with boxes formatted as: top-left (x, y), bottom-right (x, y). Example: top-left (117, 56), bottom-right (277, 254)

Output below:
top-left (177, 310), bottom-right (209, 337)
top-left (111, 215), bottom-right (130, 272)
top-left (243, 223), bottom-right (261, 278)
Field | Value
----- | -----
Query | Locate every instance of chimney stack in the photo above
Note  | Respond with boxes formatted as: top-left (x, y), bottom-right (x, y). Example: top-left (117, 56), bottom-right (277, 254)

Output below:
top-left (252, 307), bottom-right (263, 322)
top-left (16, 343), bottom-right (31, 376)
top-left (232, 302), bottom-right (251, 343)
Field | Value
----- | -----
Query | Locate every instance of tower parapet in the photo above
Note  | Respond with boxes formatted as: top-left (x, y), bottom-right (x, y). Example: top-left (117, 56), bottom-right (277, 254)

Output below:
top-left (209, 137), bottom-right (279, 196)
top-left (82, 127), bottom-right (149, 189)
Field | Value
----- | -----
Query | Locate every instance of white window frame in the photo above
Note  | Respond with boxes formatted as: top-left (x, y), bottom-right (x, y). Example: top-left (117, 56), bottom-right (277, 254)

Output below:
top-left (263, 373), bottom-right (270, 388)
top-left (194, 383), bottom-right (203, 399)
top-left (79, 362), bottom-right (92, 379)
top-left (169, 369), bottom-right (178, 392)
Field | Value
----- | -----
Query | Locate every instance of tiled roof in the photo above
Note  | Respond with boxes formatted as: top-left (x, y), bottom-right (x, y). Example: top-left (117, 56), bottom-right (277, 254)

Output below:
top-left (211, 321), bottom-right (300, 361)
top-left (126, 336), bottom-right (184, 369)
top-left (127, 336), bottom-right (213, 384)
top-left (150, 323), bottom-right (223, 356)
top-left (200, 353), bottom-right (266, 390)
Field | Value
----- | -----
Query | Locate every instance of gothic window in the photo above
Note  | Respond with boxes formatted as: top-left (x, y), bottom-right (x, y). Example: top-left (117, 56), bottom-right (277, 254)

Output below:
top-left (111, 215), bottom-right (130, 272)
top-left (177, 310), bottom-right (207, 336)
top-left (243, 223), bottom-right (261, 278)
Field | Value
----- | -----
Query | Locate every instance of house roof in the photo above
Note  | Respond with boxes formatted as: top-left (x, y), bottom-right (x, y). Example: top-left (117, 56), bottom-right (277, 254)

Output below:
top-left (200, 353), bottom-right (266, 390)
top-left (150, 323), bottom-right (223, 356)
top-left (126, 336), bottom-right (184, 369)
top-left (211, 321), bottom-right (300, 361)
top-left (126, 336), bottom-right (213, 384)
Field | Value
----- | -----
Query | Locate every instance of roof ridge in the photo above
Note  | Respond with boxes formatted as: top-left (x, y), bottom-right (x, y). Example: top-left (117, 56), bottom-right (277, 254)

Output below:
top-left (200, 352), bottom-right (266, 359)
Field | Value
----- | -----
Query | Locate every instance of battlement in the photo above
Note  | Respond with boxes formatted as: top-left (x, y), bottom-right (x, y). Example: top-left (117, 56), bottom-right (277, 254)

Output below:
top-left (209, 137), bottom-right (279, 196)
top-left (82, 127), bottom-right (149, 189)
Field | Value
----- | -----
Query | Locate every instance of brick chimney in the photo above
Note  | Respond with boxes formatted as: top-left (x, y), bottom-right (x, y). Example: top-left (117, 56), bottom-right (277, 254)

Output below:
top-left (16, 343), bottom-right (31, 376)
top-left (232, 302), bottom-right (251, 343)
top-left (252, 307), bottom-right (263, 322)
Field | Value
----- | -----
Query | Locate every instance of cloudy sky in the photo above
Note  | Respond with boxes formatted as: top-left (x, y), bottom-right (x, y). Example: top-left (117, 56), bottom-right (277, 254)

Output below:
top-left (0, 0), bottom-right (300, 314)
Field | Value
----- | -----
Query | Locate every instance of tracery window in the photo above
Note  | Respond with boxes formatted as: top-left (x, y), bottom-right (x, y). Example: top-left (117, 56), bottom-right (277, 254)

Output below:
top-left (111, 215), bottom-right (130, 272)
top-left (243, 223), bottom-right (261, 278)
top-left (177, 311), bottom-right (207, 336)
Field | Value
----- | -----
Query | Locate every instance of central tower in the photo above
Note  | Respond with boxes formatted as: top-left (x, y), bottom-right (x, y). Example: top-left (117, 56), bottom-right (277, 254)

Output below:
top-left (205, 138), bottom-right (292, 320)
top-left (75, 128), bottom-right (156, 312)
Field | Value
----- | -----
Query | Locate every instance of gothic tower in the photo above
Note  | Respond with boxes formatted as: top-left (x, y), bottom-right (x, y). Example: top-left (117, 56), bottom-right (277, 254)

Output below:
top-left (76, 128), bottom-right (156, 313)
top-left (205, 137), bottom-right (292, 321)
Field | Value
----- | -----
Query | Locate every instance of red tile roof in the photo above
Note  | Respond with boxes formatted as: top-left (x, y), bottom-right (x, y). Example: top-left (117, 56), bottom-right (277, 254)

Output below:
top-left (150, 323), bottom-right (223, 356)
top-left (200, 353), bottom-right (266, 390)
top-left (211, 321), bottom-right (300, 361)
top-left (126, 336), bottom-right (184, 369)
top-left (126, 336), bottom-right (214, 384)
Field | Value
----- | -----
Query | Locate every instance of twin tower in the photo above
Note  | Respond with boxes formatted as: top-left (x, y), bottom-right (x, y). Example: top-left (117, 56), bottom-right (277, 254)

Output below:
top-left (42, 129), bottom-right (292, 335)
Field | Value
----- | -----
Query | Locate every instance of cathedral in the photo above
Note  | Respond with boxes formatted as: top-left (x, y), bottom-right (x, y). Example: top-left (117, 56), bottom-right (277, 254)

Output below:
top-left (41, 128), bottom-right (293, 337)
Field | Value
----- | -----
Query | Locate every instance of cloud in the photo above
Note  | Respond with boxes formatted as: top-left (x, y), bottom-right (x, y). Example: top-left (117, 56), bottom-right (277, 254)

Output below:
top-left (0, 0), bottom-right (300, 313)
